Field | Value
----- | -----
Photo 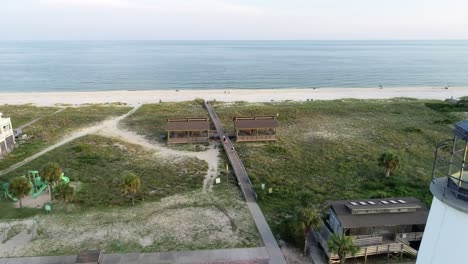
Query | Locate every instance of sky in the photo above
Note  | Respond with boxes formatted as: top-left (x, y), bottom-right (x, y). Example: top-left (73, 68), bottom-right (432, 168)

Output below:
top-left (1, 0), bottom-right (468, 40)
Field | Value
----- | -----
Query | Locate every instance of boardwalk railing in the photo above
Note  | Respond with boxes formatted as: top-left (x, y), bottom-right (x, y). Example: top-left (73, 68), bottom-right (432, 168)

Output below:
top-left (229, 147), bottom-right (258, 200)
top-left (315, 223), bottom-right (418, 261)
top-left (237, 135), bottom-right (276, 142)
top-left (167, 137), bottom-right (209, 144)
top-left (395, 232), bottom-right (424, 242)
top-left (205, 101), bottom-right (287, 264)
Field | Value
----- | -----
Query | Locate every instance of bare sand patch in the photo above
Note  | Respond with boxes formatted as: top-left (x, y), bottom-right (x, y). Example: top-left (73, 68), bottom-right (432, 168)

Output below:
top-left (14, 191), bottom-right (51, 209)
top-left (0, 191), bottom-right (260, 257)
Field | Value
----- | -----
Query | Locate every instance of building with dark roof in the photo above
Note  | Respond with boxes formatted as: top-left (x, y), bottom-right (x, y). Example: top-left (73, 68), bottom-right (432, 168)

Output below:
top-left (315, 197), bottom-right (428, 263)
top-left (165, 118), bottom-right (211, 144)
top-left (233, 116), bottom-right (279, 142)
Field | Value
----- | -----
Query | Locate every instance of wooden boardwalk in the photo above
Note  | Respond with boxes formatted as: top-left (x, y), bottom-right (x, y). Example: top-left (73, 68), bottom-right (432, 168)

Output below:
top-left (205, 101), bottom-right (287, 264)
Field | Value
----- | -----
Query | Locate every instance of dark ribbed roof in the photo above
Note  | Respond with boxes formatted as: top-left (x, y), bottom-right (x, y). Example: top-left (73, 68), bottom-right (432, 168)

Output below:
top-left (329, 197), bottom-right (428, 229)
top-left (165, 118), bottom-right (210, 131)
top-left (234, 117), bottom-right (279, 129)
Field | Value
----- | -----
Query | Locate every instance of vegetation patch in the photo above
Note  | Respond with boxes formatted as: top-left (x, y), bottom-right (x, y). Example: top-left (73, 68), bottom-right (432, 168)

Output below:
top-left (0, 105), bottom-right (132, 171)
top-left (0, 105), bottom-right (59, 128)
top-left (1, 134), bottom-right (207, 208)
top-left (212, 99), bottom-right (468, 247)
top-left (1, 182), bottom-right (260, 257)
top-left (121, 100), bottom-right (209, 145)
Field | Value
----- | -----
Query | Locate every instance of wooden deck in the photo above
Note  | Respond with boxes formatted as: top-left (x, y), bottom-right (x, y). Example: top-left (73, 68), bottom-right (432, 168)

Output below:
top-left (316, 224), bottom-right (418, 263)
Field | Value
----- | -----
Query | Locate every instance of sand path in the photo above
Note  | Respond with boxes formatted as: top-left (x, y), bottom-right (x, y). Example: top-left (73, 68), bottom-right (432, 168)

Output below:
top-left (96, 115), bottom-right (219, 191)
top-left (0, 106), bottom-right (219, 191)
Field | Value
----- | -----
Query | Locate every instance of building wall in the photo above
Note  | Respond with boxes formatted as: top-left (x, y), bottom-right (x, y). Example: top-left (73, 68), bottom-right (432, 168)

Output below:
top-left (5, 135), bottom-right (15, 150)
top-left (417, 196), bottom-right (468, 264)
top-left (0, 139), bottom-right (6, 155)
top-left (0, 115), bottom-right (15, 156)
top-left (328, 210), bottom-right (342, 234)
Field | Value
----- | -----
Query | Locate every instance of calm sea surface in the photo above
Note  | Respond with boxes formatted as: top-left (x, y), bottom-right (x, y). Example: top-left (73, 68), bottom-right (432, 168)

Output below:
top-left (1, 40), bottom-right (468, 92)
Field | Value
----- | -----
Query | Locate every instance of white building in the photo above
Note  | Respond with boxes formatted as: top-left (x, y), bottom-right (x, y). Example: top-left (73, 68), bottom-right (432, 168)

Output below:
top-left (417, 120), bottom-right (468, 264)
top-left (0, 112), bottom-right (15, 156)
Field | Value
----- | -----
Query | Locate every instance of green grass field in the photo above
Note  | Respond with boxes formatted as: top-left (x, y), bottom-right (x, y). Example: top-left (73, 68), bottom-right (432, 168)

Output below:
top-left (212, 99), bottom-right (468, 241)
top-left (0, 105), bottom-right (132, 171)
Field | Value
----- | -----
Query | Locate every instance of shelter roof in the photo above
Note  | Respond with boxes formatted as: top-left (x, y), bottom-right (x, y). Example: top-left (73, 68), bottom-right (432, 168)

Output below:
top-left (233, 116), bottom-right (279, 129)
top-left (329, 197), bottom-right (428, 229)
top-left (165, 118), bottom-right (210, 131)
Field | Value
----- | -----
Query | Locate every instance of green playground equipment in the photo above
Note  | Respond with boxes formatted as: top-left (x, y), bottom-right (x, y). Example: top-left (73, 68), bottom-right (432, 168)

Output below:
top-left (28, 171), bottom-right (48, 198)
top-left (2, 182), bottom-right (18, 202)
top-left (60, 173), bottom-right (70, 184)
top-left (3, 170), bottom-right (71, 202)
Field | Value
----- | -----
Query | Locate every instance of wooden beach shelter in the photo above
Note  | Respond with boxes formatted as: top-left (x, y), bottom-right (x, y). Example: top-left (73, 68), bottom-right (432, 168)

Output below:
top-left (233, 116), bottom-right (279, 142)
top-left (165, 118), bottom-right (210, 144)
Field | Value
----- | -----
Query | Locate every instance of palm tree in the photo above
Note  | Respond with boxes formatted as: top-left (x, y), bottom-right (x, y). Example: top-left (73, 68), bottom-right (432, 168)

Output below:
top-left (54, 182), bottom-right (74, 202)
top-left (121, 172), bottom-right (141, 206)
top-left (300, 207), bottom-right (321, 255)
top-left (378, 152), bottom-right (400, 177)
top-left (41, 162), bottom-right (62, 200)
top-left (327, 233), bottom-right (359, 264)
top-left (9, 177), bottom-right (32, 208)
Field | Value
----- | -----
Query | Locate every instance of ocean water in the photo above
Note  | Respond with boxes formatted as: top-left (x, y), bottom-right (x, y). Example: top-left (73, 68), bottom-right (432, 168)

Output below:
top-left (0, 40), bottom-right (468, 92)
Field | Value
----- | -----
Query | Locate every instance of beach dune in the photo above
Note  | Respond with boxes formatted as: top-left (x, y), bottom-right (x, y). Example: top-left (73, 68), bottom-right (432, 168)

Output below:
top-left (1, 87), bottom-right (467, 106)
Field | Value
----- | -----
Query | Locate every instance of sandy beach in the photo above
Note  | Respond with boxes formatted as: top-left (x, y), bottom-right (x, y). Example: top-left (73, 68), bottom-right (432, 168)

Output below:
top-left (1, 87), bottom-right (467, 106)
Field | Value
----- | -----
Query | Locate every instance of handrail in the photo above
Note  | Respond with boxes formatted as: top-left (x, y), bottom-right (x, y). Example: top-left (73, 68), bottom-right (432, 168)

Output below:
top-left (432, 139), bottom-right (468, 202)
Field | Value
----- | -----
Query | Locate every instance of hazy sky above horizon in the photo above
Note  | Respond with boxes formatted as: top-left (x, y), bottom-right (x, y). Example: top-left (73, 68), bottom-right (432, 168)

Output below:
top-left (1, 0), bottom-right (468, 40)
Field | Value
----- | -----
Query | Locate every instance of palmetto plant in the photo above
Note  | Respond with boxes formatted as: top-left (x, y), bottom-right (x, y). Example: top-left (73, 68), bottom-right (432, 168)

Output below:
top-left (327, 233), bottom-right (359, 264)
top-left (42, 162), bottom-right (62, 200)
top-left (9, 176), bottom-right (32, 208)
top-left (121, 172), bottom-right (141, 206)
top-left (378, 152), bottom-right (400, 177)
top-left (300, 207), bottom-right (321, 254)
top-left (54, 182), bottom-right (74, 202)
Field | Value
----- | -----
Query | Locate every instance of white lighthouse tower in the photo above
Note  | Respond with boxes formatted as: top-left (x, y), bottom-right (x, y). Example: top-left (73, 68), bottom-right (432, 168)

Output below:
top-left (417, 120), bottom-right (468, 264)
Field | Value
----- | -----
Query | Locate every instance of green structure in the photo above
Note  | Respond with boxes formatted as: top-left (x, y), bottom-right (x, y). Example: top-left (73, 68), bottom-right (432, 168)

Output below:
top-left (2, 182), bottom-right (17, 201)
top-left (2, 170), bottom-right (70, 202)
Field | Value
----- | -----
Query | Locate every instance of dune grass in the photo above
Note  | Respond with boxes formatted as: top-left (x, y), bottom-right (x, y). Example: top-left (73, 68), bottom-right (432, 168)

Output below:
top-left (1, 134), bottom-right (207, 208)
top-left (212, 98), bottom-right (468, 241)
top-left (121, 100), bottom-right (209, 144)
top-left (0, 135), bottom-right (260, 256)
top-left (0, 105), bottom-right (59, 128)
top-left (0, 201), bottom-right (42, 220)
top-left (0, 105), bottom-right (132, 171)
